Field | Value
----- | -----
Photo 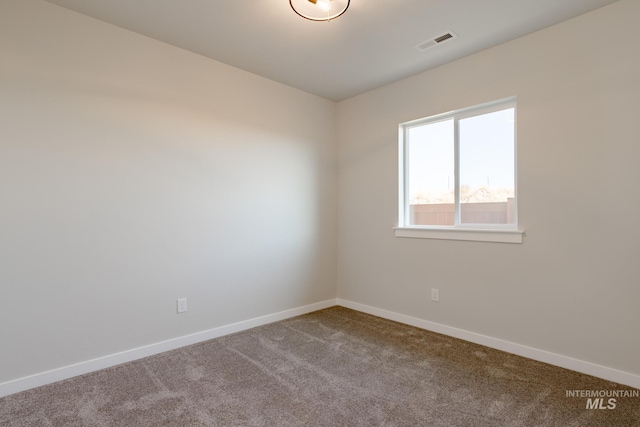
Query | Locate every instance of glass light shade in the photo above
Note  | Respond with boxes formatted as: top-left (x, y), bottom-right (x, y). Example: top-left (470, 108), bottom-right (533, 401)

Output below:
top-left (290, 0), bottom-right (350, 22)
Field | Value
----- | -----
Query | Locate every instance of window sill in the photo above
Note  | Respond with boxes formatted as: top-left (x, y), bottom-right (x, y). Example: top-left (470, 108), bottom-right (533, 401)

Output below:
top-left (394, 227), bottom-right (524, 244)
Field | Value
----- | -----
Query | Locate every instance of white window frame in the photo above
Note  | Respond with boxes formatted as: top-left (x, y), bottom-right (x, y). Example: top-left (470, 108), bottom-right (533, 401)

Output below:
top-left (395, 97), bottom-right (523, 244)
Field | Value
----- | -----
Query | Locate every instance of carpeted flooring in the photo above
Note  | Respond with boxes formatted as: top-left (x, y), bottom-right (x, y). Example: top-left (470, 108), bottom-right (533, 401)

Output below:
top-left (1, 306), bottom-right (639, 426)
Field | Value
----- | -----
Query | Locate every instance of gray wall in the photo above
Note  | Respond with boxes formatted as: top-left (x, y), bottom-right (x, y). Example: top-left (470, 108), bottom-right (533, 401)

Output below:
top-left (336, 0), bottom-right (640, 376)
top-left (0, 0), bottom-right (337, 383)
top-left (2, 0), bottom-right (638, 388)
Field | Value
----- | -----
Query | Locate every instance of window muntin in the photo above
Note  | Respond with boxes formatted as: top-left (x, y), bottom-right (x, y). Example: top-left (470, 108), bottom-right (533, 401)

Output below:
top-left (399, 98), bottom-right (517, 231)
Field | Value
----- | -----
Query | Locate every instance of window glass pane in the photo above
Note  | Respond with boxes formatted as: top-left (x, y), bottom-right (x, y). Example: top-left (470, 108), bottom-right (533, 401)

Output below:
top-left (459, 108), bottom-right (515, 224)
top-left (408, 119), bottom-right (454, 226)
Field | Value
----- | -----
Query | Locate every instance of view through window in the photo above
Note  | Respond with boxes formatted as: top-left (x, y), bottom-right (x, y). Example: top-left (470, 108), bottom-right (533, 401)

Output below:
top-left (400, 98), bottom-right (516, 229)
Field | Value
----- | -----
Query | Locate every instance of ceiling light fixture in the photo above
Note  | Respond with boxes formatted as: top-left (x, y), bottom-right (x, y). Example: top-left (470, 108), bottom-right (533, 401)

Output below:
top-left (290, 0), bottom-right (350, 22)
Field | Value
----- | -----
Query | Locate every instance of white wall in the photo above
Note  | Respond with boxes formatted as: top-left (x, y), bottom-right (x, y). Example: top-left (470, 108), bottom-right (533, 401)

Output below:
top-left (0, 0), bottom-right (336, 384)
top-left (337, 0), bottom-right (640, 378)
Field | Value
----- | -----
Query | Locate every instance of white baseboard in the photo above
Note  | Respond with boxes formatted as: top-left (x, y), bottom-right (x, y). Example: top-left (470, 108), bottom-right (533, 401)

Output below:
top-left (337, 299), bottom-right (640, 389)
top-left (0, 299), bottom-right (337, 398)
top-left (3, 298), bottom-right (637, 398)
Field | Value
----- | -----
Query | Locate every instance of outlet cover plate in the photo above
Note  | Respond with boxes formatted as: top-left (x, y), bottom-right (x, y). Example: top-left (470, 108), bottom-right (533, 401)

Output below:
top-left (177, 298), bottom-right (188, 313)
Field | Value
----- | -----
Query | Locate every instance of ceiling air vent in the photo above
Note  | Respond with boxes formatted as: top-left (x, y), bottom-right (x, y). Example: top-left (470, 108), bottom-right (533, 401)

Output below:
top-left (415, 31), bottom-right (458, 52)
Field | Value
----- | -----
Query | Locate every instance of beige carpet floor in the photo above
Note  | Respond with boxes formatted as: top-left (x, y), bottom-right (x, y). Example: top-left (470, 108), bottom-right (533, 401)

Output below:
top-left (1, 306), bottom-right (639, 426)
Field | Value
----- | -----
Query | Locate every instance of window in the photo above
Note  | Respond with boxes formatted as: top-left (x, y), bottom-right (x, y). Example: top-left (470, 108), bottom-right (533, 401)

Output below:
top-left (396, 97), bottom-right (522, 243)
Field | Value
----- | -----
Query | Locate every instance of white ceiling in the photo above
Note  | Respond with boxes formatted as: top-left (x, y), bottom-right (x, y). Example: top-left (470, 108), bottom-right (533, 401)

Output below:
top-left (44, 0), bottom-right (619, 101)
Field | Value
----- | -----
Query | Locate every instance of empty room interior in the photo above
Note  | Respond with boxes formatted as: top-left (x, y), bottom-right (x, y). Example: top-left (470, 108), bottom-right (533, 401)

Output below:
top-left (1, 0), bottom-right (639, 425)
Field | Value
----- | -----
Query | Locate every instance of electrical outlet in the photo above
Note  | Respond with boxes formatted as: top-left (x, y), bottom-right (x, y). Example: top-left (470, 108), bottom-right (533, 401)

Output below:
top-left (177, 298), bottom-right (188, 314)
top-left (431, 288), bottom-right (439, 302)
